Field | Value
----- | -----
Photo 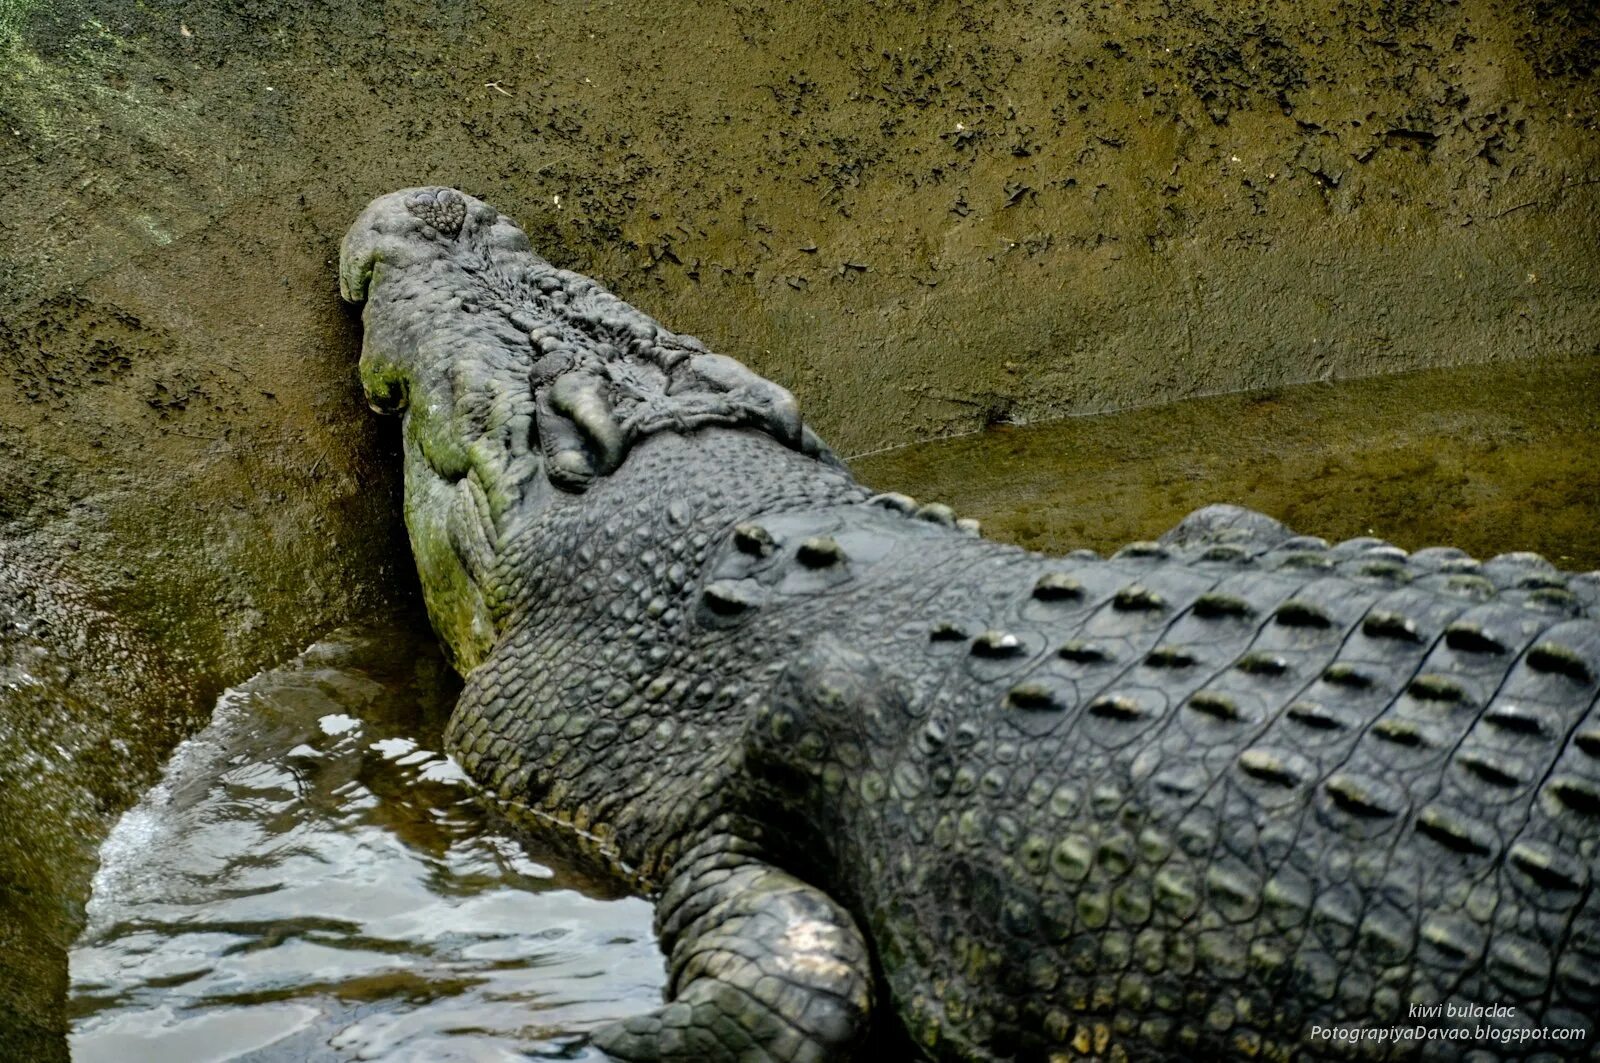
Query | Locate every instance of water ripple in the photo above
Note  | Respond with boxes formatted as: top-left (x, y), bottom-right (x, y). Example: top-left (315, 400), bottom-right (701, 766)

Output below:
top-left (70, 621), bottom-right (661, 1061)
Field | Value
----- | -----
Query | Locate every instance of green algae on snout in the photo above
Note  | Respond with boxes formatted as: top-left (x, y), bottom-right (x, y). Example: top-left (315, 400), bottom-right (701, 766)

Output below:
top-left (854, 356), bottom-right (1600, 571)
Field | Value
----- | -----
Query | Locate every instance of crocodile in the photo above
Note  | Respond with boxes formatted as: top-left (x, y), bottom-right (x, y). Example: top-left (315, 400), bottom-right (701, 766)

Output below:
top-left (338, 186), bottom-right (1600, 1062)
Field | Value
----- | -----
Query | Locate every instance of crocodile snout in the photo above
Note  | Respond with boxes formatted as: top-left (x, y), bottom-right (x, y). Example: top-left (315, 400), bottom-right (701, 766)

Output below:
top-left (338, 186), bottom-right (477, 304)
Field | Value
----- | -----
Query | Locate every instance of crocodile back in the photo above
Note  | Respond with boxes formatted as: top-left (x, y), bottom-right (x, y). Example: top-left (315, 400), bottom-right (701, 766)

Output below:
top-left (736, 511), bottom-right (1600, 1061)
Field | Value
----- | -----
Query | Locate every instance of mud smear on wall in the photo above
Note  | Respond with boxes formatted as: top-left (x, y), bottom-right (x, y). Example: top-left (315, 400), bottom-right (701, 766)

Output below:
top-left (0, 0), bottom-right (1595, 1056)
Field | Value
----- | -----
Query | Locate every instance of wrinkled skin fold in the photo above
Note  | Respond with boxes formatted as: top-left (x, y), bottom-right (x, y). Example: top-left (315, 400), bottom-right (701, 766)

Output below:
top-left (341, 187), bottom-right (1600, 1062)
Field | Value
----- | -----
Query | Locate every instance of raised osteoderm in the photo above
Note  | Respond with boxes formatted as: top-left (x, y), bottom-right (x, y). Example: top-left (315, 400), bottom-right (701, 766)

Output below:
top-left (341, 187), bottom-right (1600, 1062)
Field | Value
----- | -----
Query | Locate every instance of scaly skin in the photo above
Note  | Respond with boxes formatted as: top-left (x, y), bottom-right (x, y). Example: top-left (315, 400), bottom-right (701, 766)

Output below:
top-left (340, 188), bottom-right (1600, 1062)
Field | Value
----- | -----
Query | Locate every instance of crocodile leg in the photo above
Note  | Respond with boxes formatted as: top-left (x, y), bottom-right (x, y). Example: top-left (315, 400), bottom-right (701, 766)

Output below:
top-left (593, 830), bottom-right (874, 1063)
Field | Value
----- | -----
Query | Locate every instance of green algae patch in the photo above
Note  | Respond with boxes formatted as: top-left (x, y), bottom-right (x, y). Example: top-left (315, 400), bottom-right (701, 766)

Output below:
top-left (0, 0), bottom-right (45, 39)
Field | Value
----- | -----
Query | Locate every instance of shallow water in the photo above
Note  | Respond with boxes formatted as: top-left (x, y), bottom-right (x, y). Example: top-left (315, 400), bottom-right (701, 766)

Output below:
top-left (857, 356), bottom-right (1600, 571)
top-left (68, 627), bottom-right (661, 1062)
top-left (70, 357), bottom-right (1598, 1059)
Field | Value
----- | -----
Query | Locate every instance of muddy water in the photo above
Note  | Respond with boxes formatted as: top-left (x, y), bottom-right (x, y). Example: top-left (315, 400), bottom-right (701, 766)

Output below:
top-left (69, 357), bottom-right (1597, 1059)
top-left (857, 356), bottom-right (1600, 571)
top-left (68, 626), bottom-right (660, 1062)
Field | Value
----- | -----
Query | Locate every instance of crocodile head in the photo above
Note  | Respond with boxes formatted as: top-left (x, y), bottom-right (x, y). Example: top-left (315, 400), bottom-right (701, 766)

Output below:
top-left (340, 187), bottom-right (842, 672)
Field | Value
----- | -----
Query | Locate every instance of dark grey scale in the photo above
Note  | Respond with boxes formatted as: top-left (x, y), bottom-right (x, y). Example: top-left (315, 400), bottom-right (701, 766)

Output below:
top-left (1314, 770), bottom-right (1410, 839)
top-left (1030, 570), bottom-right (1087, 603)
top-left (1354, 901), bottom-right (1419, 972)
top-left (1446, 688), bottom-right (1574, 818)
top-left (1113, 540), bottom-right (1170, 562)
top-left (1325, 535), bottom-right (1396, 557)
top-left (999, 677), bottom-right (1079, 739)
top-left (1485, 933), bottom-right (1560, 1006)
top-left (1016, 559), bottom-right (1141, 626)
top-left (1337, 553), bottom-right (1417, 587)
top-left (1446, 746), bottom-right (1529, 797)
top-left (1568, 570), bottom-right (1600, 614)
top-left (1514, 571), bottom-right (1573, 592)
top-left (796, 535), bottom-right (847, 568)
top-left (1168, 687), bottom-right (1267, 754)
top-left (1548, 888), bottom-right (1600, 1012)
top-left (1302, 864), bottom-right (1371, 961)
top-left (924, 618), bottom-right (979, 649)
top-left (1479, 550), bottom-right (1560, 589)
top-left (1255, 536), bottom-right (1333, 574)
top-left (1215, 587), bottom-right (1398, 781)
top-left (1282, 698), bottom-right (1361, 746)
top-left (697, 579), bottom-right (765, 622)
top-left (1536, 697), bottom-right (1600, 831)
top-left (1166, 571), bottom-right (1303, 644)
top-left (1254, 578), bottom-right (1384, 653)
top-left (1521, 621), bottom-right (1600, 690)
top-left (1261, 550), bottom-right (1338, 574)
top-left (965, 628), bottom-right (1044, 673)
top-left (1503, 584), bottom-right (1586, 616)
top-left (731, 521), bottom-right (778, 559)
top-left (1416, 910), bottom-right (1491, 980)
top-left (1081, 686), bottom-right (1171, 749)
top-left (1199, 855), bottom-right (1268, 925)
top-left (1194, 542), bottom-right (1252, 565)
top-left (1501, 826), bottom-right (1594, 914)
top-left (1406, 545), bottom-right (1474, 572)
top-left (1434, 555), bottom-right (1485, 575)
top-left (1072, 565), bottom-right (1220, 648)
top-left (1233, 746), bottom-right (1314, 809)
top-left (1142, 644), bottom-right (1202, 670)
top-left (1056, 638), bottom-right (1122, 666)
top-left (1111, 583), bottom-right (1170, 613)
top-left (1415, 569), bottom-right (1503, 606)
top-left (1411, 802), bottom-right (1500, 859)
top-left (1345, 588), bottom-right (1467, 668)
top-left (1234, 651), bottom-right (1292, 677)
top-left (864, 490), bottom-right (917, 514)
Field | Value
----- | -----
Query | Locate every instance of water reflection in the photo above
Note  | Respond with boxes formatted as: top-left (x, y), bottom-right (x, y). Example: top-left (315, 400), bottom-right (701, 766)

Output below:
top-left (69, 626), bottom-right (662, 1062)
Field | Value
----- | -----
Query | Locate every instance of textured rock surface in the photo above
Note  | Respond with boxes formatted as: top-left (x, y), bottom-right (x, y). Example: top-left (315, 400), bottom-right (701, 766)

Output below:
top-left (345, 187), bottom-right (1600, 1060)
